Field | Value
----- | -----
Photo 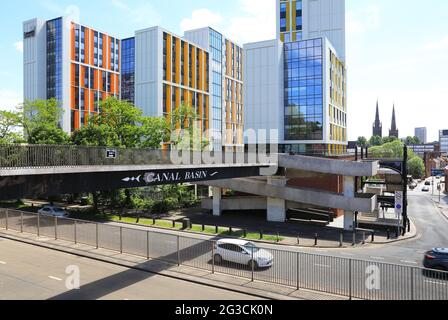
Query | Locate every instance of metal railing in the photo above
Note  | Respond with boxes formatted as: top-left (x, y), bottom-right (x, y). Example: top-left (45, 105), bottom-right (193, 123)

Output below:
top-left (0, 144), bottom-right (272, 169)
top-left (0, 208), bottom-right (447, 300)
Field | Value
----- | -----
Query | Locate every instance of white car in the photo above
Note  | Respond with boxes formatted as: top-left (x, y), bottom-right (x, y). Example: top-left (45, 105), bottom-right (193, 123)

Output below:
top-left (213, 239), bottom-right (274, 269)
top-left (38, 206), bottom-right (69, 218)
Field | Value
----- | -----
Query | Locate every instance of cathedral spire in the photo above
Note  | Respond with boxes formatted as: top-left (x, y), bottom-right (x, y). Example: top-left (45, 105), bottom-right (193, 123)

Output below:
top-left (372, 99), bottom-right (383, 137)
top-left (389, 105), bottom-right (399, 138)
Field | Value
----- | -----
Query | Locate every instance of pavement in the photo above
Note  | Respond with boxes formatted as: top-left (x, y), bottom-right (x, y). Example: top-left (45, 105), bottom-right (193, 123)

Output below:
top-left (0, 237), bottom-right (261, 300)
top-left (0, 230), bottom-right (349, 301)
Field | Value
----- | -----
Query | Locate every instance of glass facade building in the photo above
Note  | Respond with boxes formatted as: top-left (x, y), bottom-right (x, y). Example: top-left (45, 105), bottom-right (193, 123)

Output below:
top-left (279, 0), bottom-right (303, 42)
top-left (284, 38), bottom-right (323, 142)
top-left (209, 29), bottom-right (223, 150)
top-left (46, 18), bottom-right (63, 102)
top-left (121, 37), bottom-right (135, 103)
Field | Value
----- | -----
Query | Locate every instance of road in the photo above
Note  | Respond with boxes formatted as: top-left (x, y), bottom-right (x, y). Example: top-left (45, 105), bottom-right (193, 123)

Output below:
top-left (0, 238), bottom-right (260, 300)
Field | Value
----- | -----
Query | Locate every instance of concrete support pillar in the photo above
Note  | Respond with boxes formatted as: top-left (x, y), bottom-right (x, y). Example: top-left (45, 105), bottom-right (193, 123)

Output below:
top-left (343, 176), bottom-right (356, 231)
top-left (212, 187), bottom-right (222, 217)
top-left (266, 176), bottom-right (287, 223)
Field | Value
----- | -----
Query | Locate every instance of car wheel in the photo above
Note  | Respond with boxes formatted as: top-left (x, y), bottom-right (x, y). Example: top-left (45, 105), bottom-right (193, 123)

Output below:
top-left (214, 254), bottom-right (223, 265)
top-left (248, 260), bottom-right (259, 270)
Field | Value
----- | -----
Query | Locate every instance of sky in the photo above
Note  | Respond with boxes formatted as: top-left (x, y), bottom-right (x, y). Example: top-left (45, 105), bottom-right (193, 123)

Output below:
top-left (0, 0), bottom-right (447, 142)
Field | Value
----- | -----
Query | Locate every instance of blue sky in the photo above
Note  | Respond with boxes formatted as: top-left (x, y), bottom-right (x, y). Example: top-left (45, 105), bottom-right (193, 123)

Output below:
top-left (1, 0), bottom-right (448, 141)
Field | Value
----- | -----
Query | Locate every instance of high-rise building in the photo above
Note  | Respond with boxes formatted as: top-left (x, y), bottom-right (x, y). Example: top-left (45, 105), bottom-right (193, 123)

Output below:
top-left (415, 127), bottom-right (427, 144)
top-left (244, 0), bottom-right (347, 154)
top-left (277, 0), bottom-right (346, 62)
top-left (23, 17), bottom-right (242, 151)
top-left (131, 27), bottom-right (210, 145)
top-left (23, 17), bottom-right (120, 133)
top-left (184, 27), bottom-right (244, 151)
top-left (372, 101), bottom-right (383, 137)
top-left (389, 105), bottom-right (399, 138)
top-left (439, 130), bottom-right (448, 154)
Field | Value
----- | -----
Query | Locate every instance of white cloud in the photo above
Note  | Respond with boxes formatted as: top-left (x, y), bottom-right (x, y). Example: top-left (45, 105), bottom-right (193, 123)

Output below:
top-left (347, 5), bottom-right (381, 35)
top-left (180, 9), bottom-right (224, 34)
top-left (65, 4), bottom-right (81, 24)
top-left (424, 35), bottom-right (448, 51)
top-left (0, 89), bottom-right (22, 112)
top-left (14, 41), bottom-right (23, 53)
top-left (180, 0), bottom-right (275, 45)
top-left (111, 0), bottom-right (160, 25)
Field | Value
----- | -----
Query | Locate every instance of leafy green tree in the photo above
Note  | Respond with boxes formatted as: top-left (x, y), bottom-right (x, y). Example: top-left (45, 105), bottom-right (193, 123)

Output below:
top-left (405, 136), bottom-right (421, 145)
top-left (383, 136), bottom-right (398, 144)
top-left (71, 97), bottom-right (167, 149)
top-left (167, 104), bottom-right (209, 151)
top-left (17, 99), bottom-right (69, 145)
top-left (408, 156), bottom-right (425, 178)
top-left (369, 135), bottom-right (383, 146)
top-left (0, 110), bottom-right (22, 144)
top-left (357, 136), bottom-right (368, 147)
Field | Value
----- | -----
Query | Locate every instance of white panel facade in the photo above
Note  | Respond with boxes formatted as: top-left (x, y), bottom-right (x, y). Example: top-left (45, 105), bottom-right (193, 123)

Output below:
top-left (61, 17), bottom-right (72, 133)
top-left (303, 0), bottom-right (346, 62)
top-left (23, 18), bottom-right (47, 103)
top-left (135, 27), bottom-right (162, 117)
top-left (244, 40), bottom-right (284, 144)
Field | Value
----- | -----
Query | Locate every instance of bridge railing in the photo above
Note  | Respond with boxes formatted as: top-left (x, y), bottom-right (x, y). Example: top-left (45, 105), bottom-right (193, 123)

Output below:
top-left (0, 144), bottom-right (275, 169)
top-left (1, 208), bottom-right (447, 300)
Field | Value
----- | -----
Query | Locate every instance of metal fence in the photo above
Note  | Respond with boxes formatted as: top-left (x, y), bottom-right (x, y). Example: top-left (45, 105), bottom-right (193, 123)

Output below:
top-left (0, 144), bottom-right (269, 169)
top-left (0, 208), bottom-right (447, 300)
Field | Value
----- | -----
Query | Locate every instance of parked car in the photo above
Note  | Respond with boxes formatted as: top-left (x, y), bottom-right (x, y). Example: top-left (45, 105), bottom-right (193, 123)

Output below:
top-left (423, 248), bottom-right (448, 271)
top-left (213, 239), bottom-right (273, 269)
top-left (422, 187), bottom-right (430, 192)
top-left (38, 206), bottom-right (69, 218)
top-left (425, 181), bottom-right (431, 186)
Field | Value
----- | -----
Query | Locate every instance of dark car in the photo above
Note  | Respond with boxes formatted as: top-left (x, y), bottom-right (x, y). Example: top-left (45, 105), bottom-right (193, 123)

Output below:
top-left (425, 181), bottom-right (431, 186)
top-left (423, 248), bottom-right (448, 271)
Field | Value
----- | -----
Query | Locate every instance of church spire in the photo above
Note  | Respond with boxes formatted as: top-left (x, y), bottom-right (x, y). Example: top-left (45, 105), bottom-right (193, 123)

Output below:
top-left (389, 105), bottom-right (399, 138)
top-left (372, 99), bottom-right (383, 137)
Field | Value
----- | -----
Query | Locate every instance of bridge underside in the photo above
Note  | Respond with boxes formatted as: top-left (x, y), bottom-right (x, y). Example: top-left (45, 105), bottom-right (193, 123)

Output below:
top-left (0, 165), bottom-right (268, 201)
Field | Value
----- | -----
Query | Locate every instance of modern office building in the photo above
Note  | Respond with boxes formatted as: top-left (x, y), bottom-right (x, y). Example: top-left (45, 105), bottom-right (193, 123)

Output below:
top-left (23, 17), bottom-right (120, 133)
top-left (440, 130), bottom-right (448, 154)
top-left (415, 127), bottom-right (427, 144)
top-left (277, 0), bottom-right (346, 62)
top-left (245, 0), bottom-right (347, 154)
top-left (184, 27), bottom-right (244, 151)
top-left (372, 101), bottom-right (383, 137)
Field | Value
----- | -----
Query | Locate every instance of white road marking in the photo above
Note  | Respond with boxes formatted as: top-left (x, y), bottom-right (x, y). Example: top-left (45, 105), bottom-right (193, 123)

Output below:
top-left (370, 256), bottom-right (385, 260)
top-left (48, 276), bottom-right (62, 281)
top-left (315, 264), bottom-right (331, 269)
top-left (400, 260), bottom-right (418, 265)
top-left (0, 261), bottom-right (6, 265)
top-left (425, 280), bottom-right (447, 286)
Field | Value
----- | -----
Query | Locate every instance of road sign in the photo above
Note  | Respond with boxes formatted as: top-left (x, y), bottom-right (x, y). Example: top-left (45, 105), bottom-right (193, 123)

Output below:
top-left (106, 149), bottom-right (117, 159)
top-left (395, 191), bottom-right (403, 218)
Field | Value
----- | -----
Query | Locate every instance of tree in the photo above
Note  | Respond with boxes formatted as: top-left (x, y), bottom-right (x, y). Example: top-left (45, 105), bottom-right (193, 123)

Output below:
top-left (369, 135), bottom-right (383, 147)
top-left (71, 97), bottom-right (167, 148)
top-left (357, 136), bottom-right (368, 147)
top-left (167, 103), bottom-right (209, 151)
top-left (383, 136), bottom-right (398, 144)
top-left (17, 99), bottom-right (69, 145)
top-left (408, 156), bottom-right (425, 178)
top-left (0, 110), bottom-right (22, 144)
top-left (405, 136), bottom-right (421, 145)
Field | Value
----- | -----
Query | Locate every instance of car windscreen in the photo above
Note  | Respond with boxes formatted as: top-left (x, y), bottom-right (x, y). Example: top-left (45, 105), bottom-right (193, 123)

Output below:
top-left (244, 243), bottom-right (260, 253)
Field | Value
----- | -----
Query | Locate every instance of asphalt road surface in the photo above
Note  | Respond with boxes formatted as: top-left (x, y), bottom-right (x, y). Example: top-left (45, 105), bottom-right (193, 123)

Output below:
top-left (0, 238), bottom-right (260, 300)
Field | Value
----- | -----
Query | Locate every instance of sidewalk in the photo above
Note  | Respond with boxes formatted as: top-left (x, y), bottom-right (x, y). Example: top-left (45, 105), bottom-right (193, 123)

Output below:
top-left (0, 228), bottom-right (350, 301)
top-left (430, 192), bottom-right (448, 221)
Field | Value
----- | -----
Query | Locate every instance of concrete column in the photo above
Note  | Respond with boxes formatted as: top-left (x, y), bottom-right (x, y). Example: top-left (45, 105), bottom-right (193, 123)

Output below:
top-left (266, 176), bottom-right (287, 222)
top-left (212, 187), bottom-right (222, 217)
top-left (343, 176), bottom-right (356, 231)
